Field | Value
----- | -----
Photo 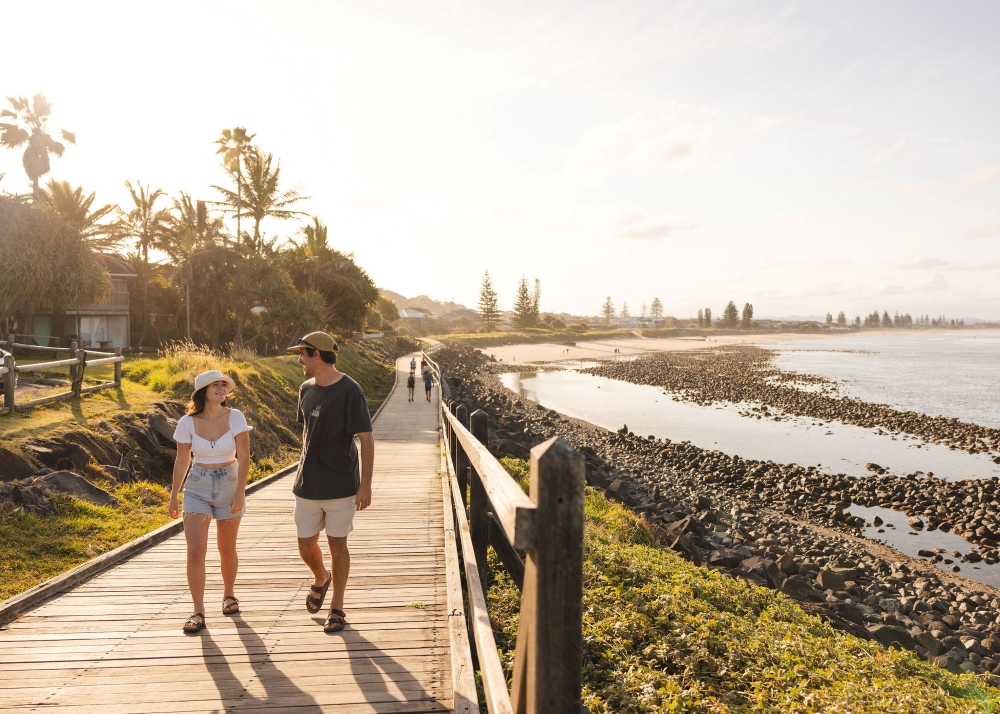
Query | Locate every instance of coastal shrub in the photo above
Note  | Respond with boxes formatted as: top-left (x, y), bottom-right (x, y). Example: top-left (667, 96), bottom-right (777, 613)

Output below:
top-left (485, 458), bottom-right (998, 713)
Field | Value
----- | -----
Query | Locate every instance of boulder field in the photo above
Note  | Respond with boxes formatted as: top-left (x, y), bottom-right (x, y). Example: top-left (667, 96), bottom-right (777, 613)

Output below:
top-left (437, 345), bottom-right (1000, 681)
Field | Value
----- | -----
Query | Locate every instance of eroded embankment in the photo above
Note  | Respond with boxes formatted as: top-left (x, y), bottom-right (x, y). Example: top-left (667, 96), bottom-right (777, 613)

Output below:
top-left (583, 346), bottom-right (1000, 456)
top-left (437, 345), bottom-right (1000, 681)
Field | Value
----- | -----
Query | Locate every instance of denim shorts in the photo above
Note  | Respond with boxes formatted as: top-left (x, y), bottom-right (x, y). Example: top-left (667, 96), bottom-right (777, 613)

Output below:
top-left (182, 463), bottom-right (245, 519)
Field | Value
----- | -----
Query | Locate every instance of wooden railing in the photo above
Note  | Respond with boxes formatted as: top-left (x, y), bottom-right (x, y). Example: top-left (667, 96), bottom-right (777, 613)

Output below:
top-left (0, 340), bottom-right (124, 416)
top-left (424, 352), bottom-right (587, 714)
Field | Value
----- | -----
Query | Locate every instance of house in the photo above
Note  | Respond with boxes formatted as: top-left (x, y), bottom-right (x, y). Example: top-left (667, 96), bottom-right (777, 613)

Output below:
top-left (30, 254), bottom-right (137, 349)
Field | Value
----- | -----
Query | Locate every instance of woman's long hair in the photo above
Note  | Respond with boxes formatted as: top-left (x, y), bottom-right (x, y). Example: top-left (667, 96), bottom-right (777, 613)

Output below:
top-left (186, 386), bottom-right (228, 416)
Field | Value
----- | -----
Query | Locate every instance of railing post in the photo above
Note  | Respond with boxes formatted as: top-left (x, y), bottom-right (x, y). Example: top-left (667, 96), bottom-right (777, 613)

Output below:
top-left (114, 347), bottom-right (123, 386)
top-left (69, 341), bottom-right (78, 384)
top-left (450, 402), bottom-right (459, 472)
top-left (72, 350), bottom-right (86, 397)
top-left (469, 409), bottom-right (490, 589)
top-left (511, 437), bottom-right (585, 714)
top-left (3, 353), bottom-right (14, 412)
top-left (455, 404), bottom-right (469, 509)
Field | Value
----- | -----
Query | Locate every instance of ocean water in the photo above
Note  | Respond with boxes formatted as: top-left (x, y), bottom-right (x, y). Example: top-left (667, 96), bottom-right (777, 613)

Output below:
top-left (773, 331), bottom-right (1000, 429)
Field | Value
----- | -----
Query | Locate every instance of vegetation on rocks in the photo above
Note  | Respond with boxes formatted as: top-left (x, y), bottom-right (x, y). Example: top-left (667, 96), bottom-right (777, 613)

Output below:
top-left (488, 458), bottom-right (997, 713)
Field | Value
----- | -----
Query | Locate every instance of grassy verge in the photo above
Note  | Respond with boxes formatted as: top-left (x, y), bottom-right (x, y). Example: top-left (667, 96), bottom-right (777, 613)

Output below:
top-left (486, 458), bottom-right (997, 713)
top-left (0, 338), bottom-right (402, 602)
top-left (429, 328), bottom-right (633, 348)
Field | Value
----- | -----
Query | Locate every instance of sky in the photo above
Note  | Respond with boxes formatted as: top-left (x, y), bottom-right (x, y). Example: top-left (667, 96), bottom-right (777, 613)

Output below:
top-left (2, 1), bottom-right (999, 319)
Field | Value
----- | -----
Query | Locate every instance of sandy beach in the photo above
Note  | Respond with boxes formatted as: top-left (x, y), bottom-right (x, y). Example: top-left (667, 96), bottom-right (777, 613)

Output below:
top-left (482, 331), bottom-right (853, 364)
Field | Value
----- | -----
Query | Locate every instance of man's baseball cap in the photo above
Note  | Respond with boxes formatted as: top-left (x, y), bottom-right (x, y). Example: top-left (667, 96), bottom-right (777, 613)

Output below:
top-left (288, 331), bottom-right (339, 353)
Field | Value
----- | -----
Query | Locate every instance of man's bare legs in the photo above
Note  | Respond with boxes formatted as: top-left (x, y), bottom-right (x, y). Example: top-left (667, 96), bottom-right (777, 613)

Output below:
top-left (298, 534), bottom-right (350, 608)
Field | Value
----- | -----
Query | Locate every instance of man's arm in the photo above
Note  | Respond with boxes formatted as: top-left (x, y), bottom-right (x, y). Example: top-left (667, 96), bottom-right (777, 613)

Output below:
top-left (356, 431), bottom-right (374, 511)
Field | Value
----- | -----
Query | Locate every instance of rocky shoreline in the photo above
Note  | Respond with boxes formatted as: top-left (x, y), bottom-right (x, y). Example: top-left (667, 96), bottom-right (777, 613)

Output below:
top-left (582, 346), bottom-right (1000, 457)
top-left (437, 345), bottom-right (1000, 680)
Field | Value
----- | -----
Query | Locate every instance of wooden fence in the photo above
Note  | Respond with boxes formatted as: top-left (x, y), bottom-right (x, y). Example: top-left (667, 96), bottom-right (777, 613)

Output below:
top-left (0, 340), bottom-right (124, 416)
top-left (425, 351), bottom-right (587, 714)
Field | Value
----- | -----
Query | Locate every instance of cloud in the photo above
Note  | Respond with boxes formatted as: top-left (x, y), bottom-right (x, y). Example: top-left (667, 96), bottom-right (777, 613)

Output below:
top-left (570, 114), bottom-right (712, 180)
top-left (966, 166), bottom-right (1000, 184)
top-left (765, 212), bottom-right (806, 228)
top-left (897, 257), bottom-right (950, 270)
top-left (900, 180), bottom-right (942, 194)
top-left (616, 212), bottom-right (697, 241)
top-left (965, 222), bottom-right (1000, 239)
top-left (872, 139), bottom-right (918, 168)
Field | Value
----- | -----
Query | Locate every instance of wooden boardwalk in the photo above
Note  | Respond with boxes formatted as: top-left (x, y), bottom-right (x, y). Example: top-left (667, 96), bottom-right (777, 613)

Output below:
top-left (0, 355), bottom-right (461, 713)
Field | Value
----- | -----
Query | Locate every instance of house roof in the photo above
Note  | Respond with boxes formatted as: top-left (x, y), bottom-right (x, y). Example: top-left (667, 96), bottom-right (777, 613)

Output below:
top-left (398, 309), bottom-right (426, 319)
top-left (99, 253), bottom-right (138, 278)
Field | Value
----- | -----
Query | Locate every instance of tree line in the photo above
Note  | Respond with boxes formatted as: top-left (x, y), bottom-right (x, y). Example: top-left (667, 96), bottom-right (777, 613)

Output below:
top-left (477, 271), bottom-right (548, 330)
top-left (0, 94), bottom-right (392, 351)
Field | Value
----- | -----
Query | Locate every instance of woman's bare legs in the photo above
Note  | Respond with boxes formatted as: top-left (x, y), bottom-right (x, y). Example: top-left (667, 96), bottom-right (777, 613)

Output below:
top-left (184, 513), bottom-right (212, 615)
top-left (216, 516), bottom-right (243, 600)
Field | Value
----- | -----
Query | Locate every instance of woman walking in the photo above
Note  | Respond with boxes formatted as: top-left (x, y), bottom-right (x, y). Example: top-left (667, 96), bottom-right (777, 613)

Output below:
top-left (169, 370), bottom-right (253, 633)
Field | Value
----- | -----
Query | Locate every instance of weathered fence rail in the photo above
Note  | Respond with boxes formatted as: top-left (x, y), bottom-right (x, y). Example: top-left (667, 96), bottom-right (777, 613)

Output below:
top-left (425, 351), bottom-right (587, 714)
top-left (0, 340), bottom-right (123, 416)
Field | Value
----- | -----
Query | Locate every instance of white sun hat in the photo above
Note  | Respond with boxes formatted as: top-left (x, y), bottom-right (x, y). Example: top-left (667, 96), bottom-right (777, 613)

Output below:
top-left (193, 369), bottom-right (236, 396)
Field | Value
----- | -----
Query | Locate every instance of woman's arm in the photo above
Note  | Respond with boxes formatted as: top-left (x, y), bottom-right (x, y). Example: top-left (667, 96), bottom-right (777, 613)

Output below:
top-left (169, 443), bottom-right (193, 519)
top-left (231, 431), bottom-right (251, 514)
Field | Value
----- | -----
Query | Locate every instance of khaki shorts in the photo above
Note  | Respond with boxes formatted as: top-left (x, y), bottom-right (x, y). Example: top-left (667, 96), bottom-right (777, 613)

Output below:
top-left (294, 495), bottom-right (356, 538)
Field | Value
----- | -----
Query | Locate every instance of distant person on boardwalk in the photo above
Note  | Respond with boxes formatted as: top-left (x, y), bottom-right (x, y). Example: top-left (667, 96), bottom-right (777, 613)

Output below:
top-left (407, 370), bottom-right (416, 401)
top-left (409, 357), bottom-right (416, 372)
top-left (423, 365), bottom-right (433, 401)
top-left (288, 331), bottom-right (374, 632)
top-left (169, 370), bottom-right (253, 633)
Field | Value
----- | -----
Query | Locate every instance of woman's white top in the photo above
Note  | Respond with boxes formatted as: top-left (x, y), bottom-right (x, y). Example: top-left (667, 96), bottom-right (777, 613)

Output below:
top-left (173, 409), bottom-right (252, 464)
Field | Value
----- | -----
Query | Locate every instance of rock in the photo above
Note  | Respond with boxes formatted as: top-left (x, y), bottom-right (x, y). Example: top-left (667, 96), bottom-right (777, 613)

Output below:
top-left (0, 447), bottom-right (34, 482)
top-left (0, 483), bottom-right (56, 516)
top-left (665, 515), bottom-right (705, 538)
top-left (607, 479), bottom-right (626, 500)
top-left (867, 624), bottom-right (915, 650)
top-left (664, 533), bottom-right (702, 567)
top-left (777, 551), bottom-right (797, 574)
top-left (33, 471), bottom-right (114, 506)
top-left (916, 631), bottom-right (945, 657)
top-left (780, 575), bottom-right (824, 602)
top-left (934, 654), bottom-right (965, 674)
top-left (741, 556), bottom-right (780, 587)
top-left (982, 636), bottom-right (1000, 654)
top-left (873, 516), bottom-right (883, 526)
top-left (61, 431), bottom-right (118, 466)
top-left (816, 568), bottom-right (846, 592)
top-left (148, 413), bottom-right (177, 445)
top-left (101, 466), bottom-right (136, 483)
top-left (708, 549), bottom-right (743, 569)
top-left (24, 441), bottom-right (91, 471)
top-left (866, 463), bottom-right (885, 474)
top-left (908, 516), bottom-right (924, 529)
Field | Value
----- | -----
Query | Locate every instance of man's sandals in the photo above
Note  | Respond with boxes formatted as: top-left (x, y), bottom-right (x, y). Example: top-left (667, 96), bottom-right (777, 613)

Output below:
top-left (223, 596), bottom-right (240, 615)
top-left (324, 608), bottom-right (347, 633)
top-left (306, 574), bottom-right (332, 614)
top-left (182, 613), bottom-right (206, 633)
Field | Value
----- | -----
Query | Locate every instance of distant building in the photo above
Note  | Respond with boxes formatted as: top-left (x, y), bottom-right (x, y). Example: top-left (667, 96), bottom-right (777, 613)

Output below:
top-left (30, 254), bottom-right (137, 349)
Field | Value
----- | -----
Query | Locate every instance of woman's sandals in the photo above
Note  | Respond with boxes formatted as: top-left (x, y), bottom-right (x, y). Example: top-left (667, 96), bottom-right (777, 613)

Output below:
top-left (306, 573), bottom-right (332, 614)
top-left (182, 613), bottom-right (206, 633)
top-left (222, 596), bottom-right (240, 615)
top-left (324, 608), bottom-right (347, 633)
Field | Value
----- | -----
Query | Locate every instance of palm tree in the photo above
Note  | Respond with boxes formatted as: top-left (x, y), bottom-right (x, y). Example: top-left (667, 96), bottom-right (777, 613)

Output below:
top-left (0, 94), bottom-right (76, 201)
top-left (214, 127), bottom-right (255, 246)
top-left (39, 179), bottom-right (118, 248)
top-left (162, 193), bottom-right (228, 338)
top-left (212, 146), bottom-right (308, 252)
top-left (114, 181), bottom-right (170, 340)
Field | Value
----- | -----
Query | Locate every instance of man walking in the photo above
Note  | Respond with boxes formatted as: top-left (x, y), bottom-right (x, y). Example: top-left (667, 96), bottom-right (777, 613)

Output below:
top-left (288, 331), bottom-right (374, 632)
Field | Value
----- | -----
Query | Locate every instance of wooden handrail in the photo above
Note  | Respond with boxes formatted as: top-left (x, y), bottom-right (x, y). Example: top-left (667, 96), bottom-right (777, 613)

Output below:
top-left (10, 341), bottom-right (72, 353)
top-left (14, 357), bottom-right (79, 372)
top-left (444, 408), bottom-right (537, 550)
top-left (435, 349), bottom-right (586, 714)
top-left (83, 355), bottom-right (124, 368)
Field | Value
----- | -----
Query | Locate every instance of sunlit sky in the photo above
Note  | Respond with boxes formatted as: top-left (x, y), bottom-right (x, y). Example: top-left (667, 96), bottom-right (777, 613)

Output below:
top-left (3, 1), bottom-right (999, 319)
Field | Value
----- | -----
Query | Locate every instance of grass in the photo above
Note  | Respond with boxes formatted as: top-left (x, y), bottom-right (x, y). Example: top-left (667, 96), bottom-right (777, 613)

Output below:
top-left (0, 481), bottom-right (173, 601)
top-left (486, 458), bottom-right (998, 713)
top-left (0, 338), bottom-right (403, 602)
top-left (429, 328), bottom-right (633, 348)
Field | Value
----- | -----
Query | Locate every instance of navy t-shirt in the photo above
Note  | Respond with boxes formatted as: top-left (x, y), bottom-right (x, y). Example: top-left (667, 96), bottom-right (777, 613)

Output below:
top-left (293, 375), bottom-right (373, 500)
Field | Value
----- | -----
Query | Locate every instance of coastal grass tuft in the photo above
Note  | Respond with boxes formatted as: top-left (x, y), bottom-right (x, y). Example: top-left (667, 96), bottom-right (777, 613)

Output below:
top-left (0, 482), bottom-right (172, 601)
top-left (486, 457), bottom-right (998, 713)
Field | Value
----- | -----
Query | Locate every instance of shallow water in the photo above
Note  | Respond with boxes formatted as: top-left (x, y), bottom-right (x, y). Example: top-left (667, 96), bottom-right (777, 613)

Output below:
top-left (848, 503), bottom-right (1000, 587)
top-left (501, 368), bottom-right (1000, 481)
top-left (773, 331), bottom-right (1000, 429)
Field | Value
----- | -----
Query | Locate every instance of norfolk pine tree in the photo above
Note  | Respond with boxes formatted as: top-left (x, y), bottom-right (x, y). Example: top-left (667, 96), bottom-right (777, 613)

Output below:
top-left (741, 302), bottom-right (754, 330)
top-left (602, 296), bottom-right (616, 324)
top-left (837, 311), bottom-right (847, 326)
top-left (650, 298), bottom-right (663, 320)
top-left (477, 271), bottom-right (501, 328)
top-left (512, 277), bottom-right (535, 328)
top-left (723, 301), bottom-right (739, 328)
top-left (704, 307), bottom-right (712, 327)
